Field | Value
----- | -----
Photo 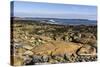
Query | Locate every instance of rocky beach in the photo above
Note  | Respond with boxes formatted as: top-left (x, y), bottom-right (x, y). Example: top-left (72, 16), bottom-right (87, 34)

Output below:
top-left (11, 20), bottom-right (97, 66)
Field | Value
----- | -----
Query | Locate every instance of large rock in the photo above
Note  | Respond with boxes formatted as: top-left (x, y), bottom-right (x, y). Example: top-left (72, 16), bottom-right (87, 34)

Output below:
top-left (32, 41), bottom-right (82, 57)
top-left (77, 45), bottom-right (96, 56)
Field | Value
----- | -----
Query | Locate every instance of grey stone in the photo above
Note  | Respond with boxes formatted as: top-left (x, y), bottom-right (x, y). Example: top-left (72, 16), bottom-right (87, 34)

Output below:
top-left (42, 55), bottom-right (49, 62)
top-left (32, 55), bottom-right (42, 63)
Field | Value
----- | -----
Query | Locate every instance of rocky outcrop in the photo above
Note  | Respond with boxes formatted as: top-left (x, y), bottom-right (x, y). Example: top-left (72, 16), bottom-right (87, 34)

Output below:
top-left (76, 45), bottom-right (96, 56)
top-left (11, 22), bottom-right (97, 66)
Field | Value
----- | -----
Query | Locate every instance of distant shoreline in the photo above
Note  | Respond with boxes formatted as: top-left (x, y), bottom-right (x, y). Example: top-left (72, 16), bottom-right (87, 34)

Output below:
top-left (12, 19), bottom-right (97, 26)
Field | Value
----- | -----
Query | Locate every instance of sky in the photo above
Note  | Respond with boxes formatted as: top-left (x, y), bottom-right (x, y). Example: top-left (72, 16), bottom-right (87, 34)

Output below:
top-left (11, 1), bottom-right (97, 20)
